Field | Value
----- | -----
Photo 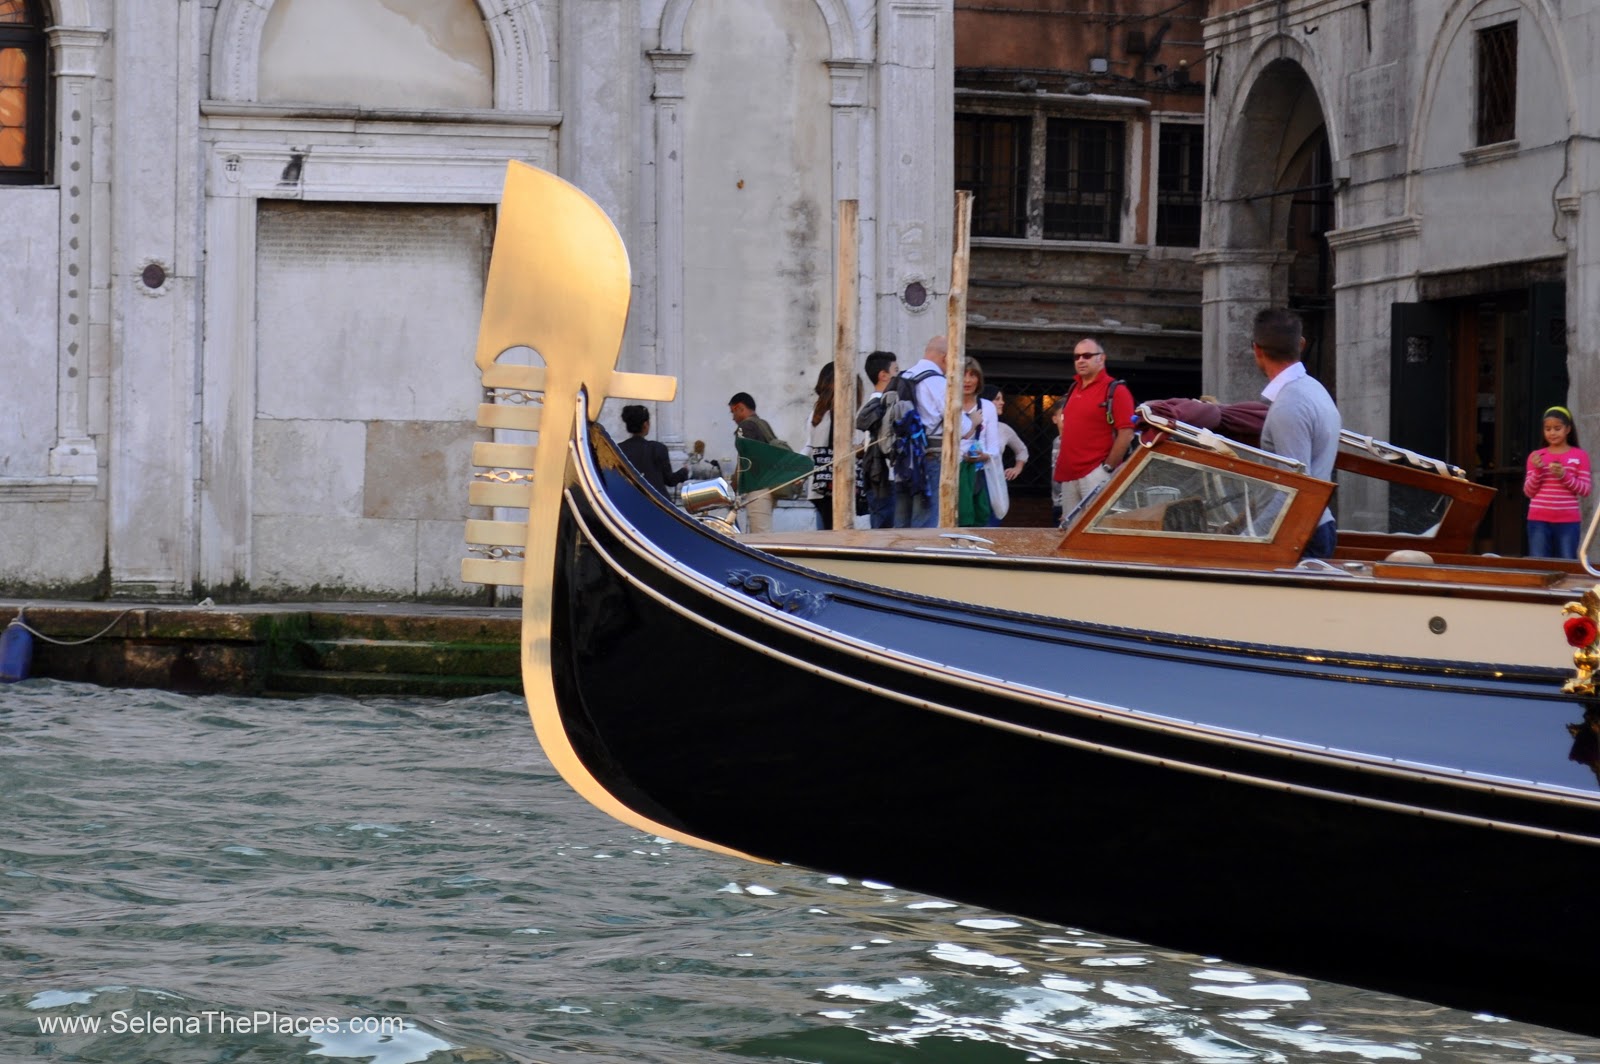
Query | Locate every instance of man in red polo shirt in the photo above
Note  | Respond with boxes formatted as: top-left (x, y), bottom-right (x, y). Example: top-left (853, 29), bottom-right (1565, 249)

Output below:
top-left (1052, 338), bottom-right (1136, 525)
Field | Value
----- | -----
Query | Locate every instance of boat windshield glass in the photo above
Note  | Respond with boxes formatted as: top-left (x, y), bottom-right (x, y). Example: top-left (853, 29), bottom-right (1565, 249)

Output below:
top-left (1086, 452), bottom-right (1298, 541)
top-left (1334, 473), bottom-right (1454, 539)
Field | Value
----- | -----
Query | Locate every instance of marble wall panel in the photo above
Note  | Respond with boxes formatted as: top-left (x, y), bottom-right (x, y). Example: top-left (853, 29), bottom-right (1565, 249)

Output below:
top-left (254, 202), bottom-right (489, 424)
top-left (253, 418), bottom-right (367, 518)
top-left (0, 190), bottom-right (61, 478)
top-left (0, 503), bottom-right (105, 590)
top-left (678, 0), bottom-right (835, 457)
top-left (253, 512), bottom-right (417, 594)
top-left (363, 419), bottom-right (484, 521)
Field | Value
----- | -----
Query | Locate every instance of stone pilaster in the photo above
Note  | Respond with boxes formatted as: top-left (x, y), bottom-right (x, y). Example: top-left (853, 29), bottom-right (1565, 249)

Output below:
top-left (45, 26), bottom-right (105, 478)
top-left (829, 59), bottom-right (872, 355)
top-left (648, 49), bottom-right (690, 451)
top-left (875, 0), bottom-right (952, 359)
top-left (108, 2), bottom-right (201, 597)
top-left (1195, 248), bottom-right (1297, 403)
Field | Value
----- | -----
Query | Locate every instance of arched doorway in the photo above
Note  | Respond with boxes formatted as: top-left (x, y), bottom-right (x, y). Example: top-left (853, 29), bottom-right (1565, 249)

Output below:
top-left (1204, 56), bottom-right (1334, 404)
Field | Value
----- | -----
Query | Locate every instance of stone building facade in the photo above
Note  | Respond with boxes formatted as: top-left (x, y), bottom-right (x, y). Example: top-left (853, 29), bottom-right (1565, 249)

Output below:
top-left (1203, 0), bottom-right (1593, 552)
top-left (0, 0), bottom-right (953, 600)
top-left (952, 0), bottom-right (1207, 520)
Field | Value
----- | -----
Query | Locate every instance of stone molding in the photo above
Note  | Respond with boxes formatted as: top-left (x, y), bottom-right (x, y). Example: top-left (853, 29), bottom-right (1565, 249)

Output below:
top-left (659, 0), bottom-right (867, 60)
top-left (1324, 215), bottom-right (1422, 251)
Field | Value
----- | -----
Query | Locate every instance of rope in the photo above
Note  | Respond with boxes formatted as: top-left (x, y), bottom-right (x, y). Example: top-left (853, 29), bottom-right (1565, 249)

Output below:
top-left (8, 605), bottom-right (138, 646)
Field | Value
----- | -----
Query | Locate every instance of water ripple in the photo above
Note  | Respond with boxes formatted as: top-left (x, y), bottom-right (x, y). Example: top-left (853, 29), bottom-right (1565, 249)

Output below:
top-left (1, 680), bottom-right (1596, 1063)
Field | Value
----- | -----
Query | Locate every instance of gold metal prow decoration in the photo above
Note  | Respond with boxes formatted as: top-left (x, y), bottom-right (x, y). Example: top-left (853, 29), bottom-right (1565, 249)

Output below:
top-left (459, 162), bottom-right (758, 862)
top-left (1560, 585), bottom-right (1600, 695)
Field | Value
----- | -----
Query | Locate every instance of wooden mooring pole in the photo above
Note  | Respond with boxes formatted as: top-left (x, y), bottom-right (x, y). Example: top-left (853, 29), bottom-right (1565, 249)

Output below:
top-left (939, 191), bottom-right (973, 528)
top-left (832, 199), bottom-right (859, 531)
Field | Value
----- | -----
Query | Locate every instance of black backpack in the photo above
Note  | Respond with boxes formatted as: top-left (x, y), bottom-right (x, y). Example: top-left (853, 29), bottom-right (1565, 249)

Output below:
top-left (1065, 377), bottom-right (1125, 425)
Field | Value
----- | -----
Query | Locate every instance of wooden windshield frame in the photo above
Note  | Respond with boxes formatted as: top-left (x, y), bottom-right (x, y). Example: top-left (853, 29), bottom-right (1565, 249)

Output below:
top-left (1333, 449), bottom-right (1495, 556)
top-left (1057, 437), bottom-right (1335, 568)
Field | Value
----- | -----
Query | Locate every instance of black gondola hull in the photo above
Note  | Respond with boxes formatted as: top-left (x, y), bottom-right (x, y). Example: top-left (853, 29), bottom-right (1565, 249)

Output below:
top-left (548, 427), bottom-right (1600, 1036)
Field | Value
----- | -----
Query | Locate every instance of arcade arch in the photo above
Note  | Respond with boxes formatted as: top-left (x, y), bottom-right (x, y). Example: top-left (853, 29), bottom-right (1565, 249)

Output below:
top-left (1205, 53), bottom-right (1335, 402)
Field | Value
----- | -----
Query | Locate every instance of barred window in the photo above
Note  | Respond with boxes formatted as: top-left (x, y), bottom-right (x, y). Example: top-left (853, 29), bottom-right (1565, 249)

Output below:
top-left (1475, 21), bottom-right (1516, 146)
top-left (1043, 118), bottom-right (1124, 242)
top-left (0, 0), bottom-right (46, 185)
top-left (956, 114), bottom-right (1030, 239)
top-left (1156, 122), bottom-right (1203, 247)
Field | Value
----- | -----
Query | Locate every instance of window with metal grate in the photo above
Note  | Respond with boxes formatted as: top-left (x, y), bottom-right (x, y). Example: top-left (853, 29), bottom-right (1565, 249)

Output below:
top-left (1475, 21), bottom-right (1517, 147)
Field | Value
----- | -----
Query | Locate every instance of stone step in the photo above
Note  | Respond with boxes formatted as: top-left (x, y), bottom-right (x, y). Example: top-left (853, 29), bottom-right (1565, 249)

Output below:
top-left (0, 600), bottom-right (527, 697)
top-left (296, 610), bottom-right (520, 644)
top-left (295, 638), bottom-right (519, 678)
top-left (262, 669), bottom-right (522, 700)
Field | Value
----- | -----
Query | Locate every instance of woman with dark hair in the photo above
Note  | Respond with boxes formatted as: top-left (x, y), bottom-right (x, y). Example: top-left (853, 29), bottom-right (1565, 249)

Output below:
top-left (807, 364), bottom-right (838, 529)
top-left (617, 404), bottom-right (688, 496)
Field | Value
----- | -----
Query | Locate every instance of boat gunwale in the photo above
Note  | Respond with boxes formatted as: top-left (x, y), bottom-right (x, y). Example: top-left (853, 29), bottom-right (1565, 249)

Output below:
top-left (749, 536), bottom-right (1585, 606)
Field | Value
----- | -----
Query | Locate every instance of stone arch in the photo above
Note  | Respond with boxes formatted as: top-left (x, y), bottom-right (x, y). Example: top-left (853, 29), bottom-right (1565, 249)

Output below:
top-left (43, 0), bottom-right (92, 27)
top-left (659, 0), bottom-right (866, 61)
top-left (1405, 0), bottom-right (1575, 213)
top-left (208, 0), bottom-right (551, 111)
top-left (1211, 37), bottom-right (1339, 250)
top-left (1203, 40), bottom-right (1338, 400)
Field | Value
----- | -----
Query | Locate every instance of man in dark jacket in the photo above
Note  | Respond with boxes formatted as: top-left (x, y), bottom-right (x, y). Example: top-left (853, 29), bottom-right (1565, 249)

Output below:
top-left (852, 350), bottom-right (899, 528)
top-left (617, 405), bottom-right (688, 495)
top-left (729, 392), bottom-right (778, 532)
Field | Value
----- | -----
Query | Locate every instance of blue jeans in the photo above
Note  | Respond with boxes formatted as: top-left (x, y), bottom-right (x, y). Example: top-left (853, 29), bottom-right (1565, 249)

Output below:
top-left (1528, 520), bottom-right (1581, 559)
top-left (865, 487), bottom-right (895, 529)
top-left (893, 453), bottom-right (943, 528)
top-left (1303, 520), bottom-right (1337, 559)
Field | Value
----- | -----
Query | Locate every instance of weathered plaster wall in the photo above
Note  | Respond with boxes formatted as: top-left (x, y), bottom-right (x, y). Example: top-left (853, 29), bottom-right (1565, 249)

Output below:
top-left (0, 0), bottom-right (953, 599)
top-left (679, 0), bottom-right (834, 457)
top-left (258, 0), bottom-right (494, 108)
top-left (1412, 1), bottom-right (1569, 275)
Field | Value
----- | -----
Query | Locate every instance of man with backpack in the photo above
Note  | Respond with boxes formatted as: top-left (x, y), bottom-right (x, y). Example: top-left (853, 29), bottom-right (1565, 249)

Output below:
top-left (853, 349), bottom-right (900, 529)
top-left (1052, 338), bottom-right (1136, 525)
top-left (887, 335), bottom-right (949, 528)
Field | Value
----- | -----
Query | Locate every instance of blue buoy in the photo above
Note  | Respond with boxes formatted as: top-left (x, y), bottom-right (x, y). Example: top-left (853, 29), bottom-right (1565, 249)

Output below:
top-left (0, 620), bottom-right (33, 682)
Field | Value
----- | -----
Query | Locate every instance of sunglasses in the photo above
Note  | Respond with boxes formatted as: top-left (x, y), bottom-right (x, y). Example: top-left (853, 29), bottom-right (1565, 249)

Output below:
top-left (1074, 351), bottom-right (1102, 360)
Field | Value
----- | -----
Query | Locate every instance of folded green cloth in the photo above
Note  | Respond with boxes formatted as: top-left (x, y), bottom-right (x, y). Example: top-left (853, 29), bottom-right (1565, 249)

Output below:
top-left (734, 435), bottom-right (816, 494)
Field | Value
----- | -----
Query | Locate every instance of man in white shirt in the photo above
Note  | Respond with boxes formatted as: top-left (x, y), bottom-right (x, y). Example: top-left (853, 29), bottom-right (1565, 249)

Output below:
top-left (893, 336), bottom-right (948, 528)
top-left (1253, 307), bottom-right (1341, 558)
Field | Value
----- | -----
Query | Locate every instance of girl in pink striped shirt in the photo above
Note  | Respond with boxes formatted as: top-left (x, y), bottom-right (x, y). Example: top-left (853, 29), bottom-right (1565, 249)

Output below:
top-left (1524, 406), bottom-right (1592, 558)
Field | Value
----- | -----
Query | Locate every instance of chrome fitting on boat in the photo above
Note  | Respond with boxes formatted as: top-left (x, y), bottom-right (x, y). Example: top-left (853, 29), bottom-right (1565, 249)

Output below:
top-left (681, 477), bottom-right (735, 514)
top-left (680, 477), bottom-right (740, 537)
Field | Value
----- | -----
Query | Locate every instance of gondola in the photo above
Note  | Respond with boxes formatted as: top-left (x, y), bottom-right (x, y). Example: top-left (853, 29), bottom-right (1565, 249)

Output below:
top-left (462, 162), bottom-right (1600, 1037)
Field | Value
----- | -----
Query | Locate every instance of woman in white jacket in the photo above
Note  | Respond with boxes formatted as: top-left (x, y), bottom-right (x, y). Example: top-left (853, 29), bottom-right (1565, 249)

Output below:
top-left (959, 358), bottom-right (1008, 524)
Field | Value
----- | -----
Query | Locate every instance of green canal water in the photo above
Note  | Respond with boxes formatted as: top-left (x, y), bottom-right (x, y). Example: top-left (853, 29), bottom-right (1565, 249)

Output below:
top-left (2, 680), bottom-right (1595, 1063)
